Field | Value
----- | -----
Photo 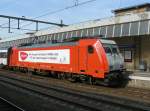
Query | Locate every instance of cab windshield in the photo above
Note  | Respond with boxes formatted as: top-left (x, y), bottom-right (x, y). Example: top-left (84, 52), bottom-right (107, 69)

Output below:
top-left (103, 44), bottom-right (120, 54)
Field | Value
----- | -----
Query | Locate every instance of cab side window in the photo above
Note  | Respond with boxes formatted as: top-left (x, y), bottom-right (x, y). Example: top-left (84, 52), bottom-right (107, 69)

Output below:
top-left (112, 47), bottom-right (118, 54)
top-left (104, 47), bottom-right (111, 54)
top-left (88, 45), bottom-right (94, 54)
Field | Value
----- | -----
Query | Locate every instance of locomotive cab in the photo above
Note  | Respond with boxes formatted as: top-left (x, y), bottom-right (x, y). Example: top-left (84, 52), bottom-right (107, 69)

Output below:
top-left (101, 40), bottom-right (124, 72)
top-left (101, 39), bottom-right (124, 85)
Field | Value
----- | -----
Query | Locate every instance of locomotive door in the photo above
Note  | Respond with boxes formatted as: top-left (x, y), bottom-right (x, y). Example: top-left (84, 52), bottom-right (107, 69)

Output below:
top-left (79, 47), bottom-right (87, 72)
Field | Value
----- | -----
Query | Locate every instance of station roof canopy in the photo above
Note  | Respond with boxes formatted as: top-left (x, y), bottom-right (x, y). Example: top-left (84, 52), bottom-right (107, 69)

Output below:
top-left (112, 3), bottom-right (150, 13)
top-left (1, 3), bottom-right (150, 49)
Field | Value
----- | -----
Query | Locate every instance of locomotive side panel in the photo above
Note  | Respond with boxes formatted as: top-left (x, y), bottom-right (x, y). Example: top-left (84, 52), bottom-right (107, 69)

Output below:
top-left (78, 39), bottom-right (109, 78)
top-left (8, 48), bottom-right (18, 67)
top-left (78, 46), bottom-right (88, 73)
top-left (12, 46), bottom-right (79, 73)
top-left (87, 40), bottom-right (109, 78)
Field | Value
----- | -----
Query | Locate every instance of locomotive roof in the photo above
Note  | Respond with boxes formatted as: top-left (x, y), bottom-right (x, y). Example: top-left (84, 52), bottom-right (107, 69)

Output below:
top-left (18, 41), bottom-right (78, 49)
top-left (17, 38), bottom-right (116, 49)
top-left (100, 39), bottom-right (116, 44)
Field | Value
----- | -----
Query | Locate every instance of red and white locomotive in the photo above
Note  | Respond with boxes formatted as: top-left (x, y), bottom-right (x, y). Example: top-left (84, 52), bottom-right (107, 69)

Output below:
top-left (7, 37), bottom-right (124, 85)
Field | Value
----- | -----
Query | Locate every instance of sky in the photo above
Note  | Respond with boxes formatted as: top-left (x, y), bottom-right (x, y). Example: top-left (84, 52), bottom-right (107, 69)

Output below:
top-left (0, 0), bottom-right (150, 39)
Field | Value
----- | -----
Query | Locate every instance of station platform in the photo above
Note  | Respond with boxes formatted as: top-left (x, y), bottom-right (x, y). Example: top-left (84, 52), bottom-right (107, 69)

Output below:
top-left (127, 71), bottom-right (150, 89)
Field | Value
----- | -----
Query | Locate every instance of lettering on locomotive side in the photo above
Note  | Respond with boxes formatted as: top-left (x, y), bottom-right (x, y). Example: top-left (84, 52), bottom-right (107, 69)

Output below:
top-left (19, 49), bottom-right (70, 64)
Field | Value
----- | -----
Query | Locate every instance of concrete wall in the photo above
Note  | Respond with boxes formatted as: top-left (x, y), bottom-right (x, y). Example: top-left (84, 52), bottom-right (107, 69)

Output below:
top-left (115, 7), bottom-right (149, 16)
top-left (141, 36), bottom-right (150, 71)
top-left (113, 37), bottom-right (135, 70)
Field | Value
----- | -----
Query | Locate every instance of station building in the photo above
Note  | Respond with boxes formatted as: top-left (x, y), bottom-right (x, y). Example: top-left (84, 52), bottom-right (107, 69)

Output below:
top-left (0, 3), bottom-right (150, 72)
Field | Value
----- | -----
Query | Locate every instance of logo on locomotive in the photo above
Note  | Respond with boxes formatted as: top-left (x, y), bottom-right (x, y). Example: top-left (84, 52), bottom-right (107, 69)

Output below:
top-left (20, 52), bottom-right (28, 60)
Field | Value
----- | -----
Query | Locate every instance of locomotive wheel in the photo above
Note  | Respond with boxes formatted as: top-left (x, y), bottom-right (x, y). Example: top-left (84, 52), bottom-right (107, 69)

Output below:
top-left (94, 78), bottom-right (109, 86)
top-left (86, 76), bottom-right (95, 85)
top-left (57, 73), bottom-right (64, 80)
top-left (68, 77), bottom-right (77, 82)
top-left (68, 74), bottom-right (79, 83)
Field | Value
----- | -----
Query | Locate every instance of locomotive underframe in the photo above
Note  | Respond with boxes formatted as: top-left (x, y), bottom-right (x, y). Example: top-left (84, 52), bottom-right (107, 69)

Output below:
top-left (7, 66), bottom-right (124, 86)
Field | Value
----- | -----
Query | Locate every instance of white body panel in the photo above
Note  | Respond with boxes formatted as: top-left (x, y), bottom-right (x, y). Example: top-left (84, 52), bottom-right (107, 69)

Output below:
top-left (19, 49), bottom-right (70, 64)
top-left (0, 50), bottom-right (7, 65)
top-left (0, 58), bottom-right (7, 65)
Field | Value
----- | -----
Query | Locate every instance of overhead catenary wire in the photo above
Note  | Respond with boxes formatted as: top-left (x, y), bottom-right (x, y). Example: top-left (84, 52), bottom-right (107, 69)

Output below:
top-left (0, 26), bottom-right (36, 31)
top-left (0, 0), bottom-right (97, 30)
top-left (0, 0), bottom-right (21, 27)
top-left (0, 0), bottom-right (97, 38)
top-left (20, 0), bottom-right (97, 28)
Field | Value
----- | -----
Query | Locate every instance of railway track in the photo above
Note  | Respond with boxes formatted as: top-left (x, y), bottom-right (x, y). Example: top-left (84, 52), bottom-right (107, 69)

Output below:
top-left (0, 69), bottom-right (150, 103)
top-left (0, 97), bottom-right (25, 111)
top-left (0, 74), bottom-right (150, 111)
